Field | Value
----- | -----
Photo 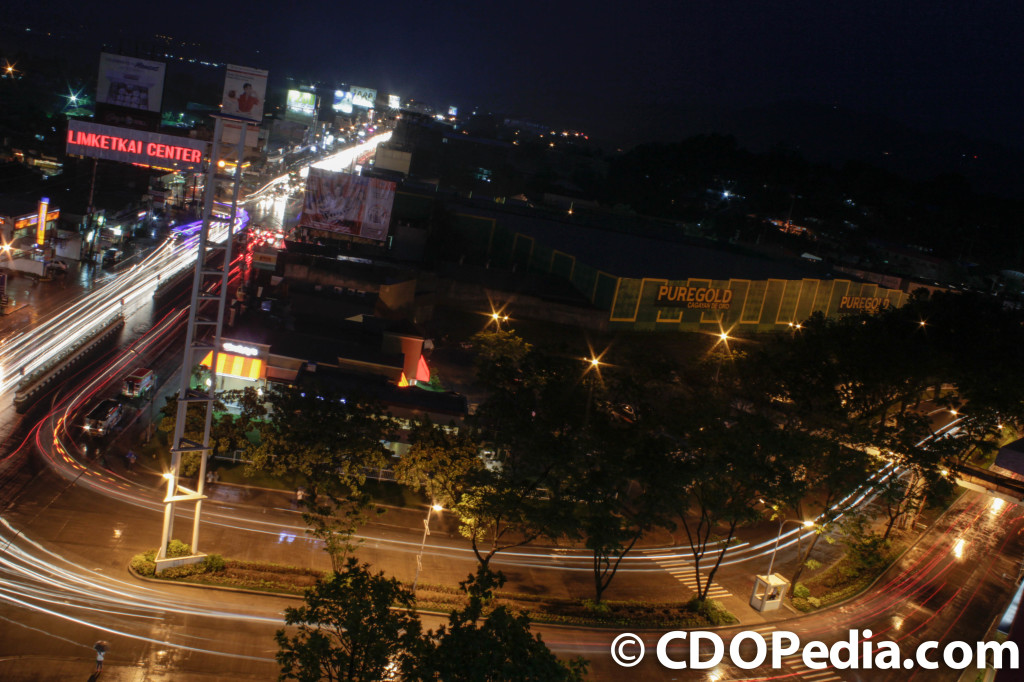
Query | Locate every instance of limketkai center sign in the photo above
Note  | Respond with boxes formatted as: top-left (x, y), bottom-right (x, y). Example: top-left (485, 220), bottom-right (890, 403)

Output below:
top-left (66, 119), bottom-right (206, 172)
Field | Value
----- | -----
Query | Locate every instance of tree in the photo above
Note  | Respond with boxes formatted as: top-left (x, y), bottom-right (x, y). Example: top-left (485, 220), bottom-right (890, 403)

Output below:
top-left (457, 331), bottom-right (582, 569)
top-left (245, 383), bottom-right (393, 570)
top-left (403, 566), bottom-right (587, 682)
top-left (789, 432), bottom-right (874, 587)
top-left (672, 408), bottom-right (801, 602)
top-left (393, 417), bottom-right (485, 509)
top-left (276, 558), bottom-right (420, 682)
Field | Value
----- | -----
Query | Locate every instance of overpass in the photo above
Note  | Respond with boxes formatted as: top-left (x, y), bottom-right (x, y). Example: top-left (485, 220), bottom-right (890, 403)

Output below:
top-left (952, 463), bottom-right (1024, 505)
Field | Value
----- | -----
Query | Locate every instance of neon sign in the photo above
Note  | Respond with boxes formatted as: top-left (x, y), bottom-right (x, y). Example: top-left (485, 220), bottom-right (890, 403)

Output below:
top-left (36, 197), bottom-right (48, 246)
top-left (66, 120), bottom-right (206, 171)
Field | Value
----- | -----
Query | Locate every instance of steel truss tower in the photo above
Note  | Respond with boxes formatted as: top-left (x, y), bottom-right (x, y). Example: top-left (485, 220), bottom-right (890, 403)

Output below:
top-left (157, 116), bottom-right (249, 563)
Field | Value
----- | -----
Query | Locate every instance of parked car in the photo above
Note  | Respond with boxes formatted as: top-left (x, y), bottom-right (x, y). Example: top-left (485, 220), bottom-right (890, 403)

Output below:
top-left (102, 248), bottom-right (123, 266)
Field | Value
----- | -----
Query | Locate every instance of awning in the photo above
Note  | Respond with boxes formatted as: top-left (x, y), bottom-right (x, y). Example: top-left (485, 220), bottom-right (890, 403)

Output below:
top-left (200, 351), bottom-right (263, 381)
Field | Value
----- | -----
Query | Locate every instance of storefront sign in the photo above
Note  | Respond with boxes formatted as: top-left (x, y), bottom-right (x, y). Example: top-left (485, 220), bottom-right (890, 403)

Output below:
top-left (223, 342), bottom-right (259, 357)
top-left (36, 198), bottom-right (49, 245)
top-left (656, 285), bottom-right (733, 310)
top-left (66, 120), bottom-right (205, 171)
top-left (838, 296), bottom-right (891, 312)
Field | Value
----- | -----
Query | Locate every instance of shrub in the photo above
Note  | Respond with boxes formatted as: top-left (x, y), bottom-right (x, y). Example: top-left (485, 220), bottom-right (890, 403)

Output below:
top-left (130, 550), bottom-right (157, 577)
top-left (793, 583), bottom-right (810, 598)
top-left (204, 554), bottom-right (226, 572)
top-left (807, 596), bottom-right (821, 609)
top-left (684, 597), bottom-right (739, 626)
top-left (166, 539), bottom-right (192, 558)
top-left (160, 562), bottom-right (207, 578)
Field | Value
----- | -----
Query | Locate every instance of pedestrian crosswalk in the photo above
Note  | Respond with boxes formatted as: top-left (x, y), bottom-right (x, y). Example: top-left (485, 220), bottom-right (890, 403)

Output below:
top-left (783, 655), bottom-right (846, 682)
top-left (644, 550), bottom-right (733, 599)
top-left (733, 626), bottom-right (846, 682)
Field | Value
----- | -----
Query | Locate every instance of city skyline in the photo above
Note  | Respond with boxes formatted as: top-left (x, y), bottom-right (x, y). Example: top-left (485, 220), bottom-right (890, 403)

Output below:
top-left (4, 1), bottom-right (1023, 149)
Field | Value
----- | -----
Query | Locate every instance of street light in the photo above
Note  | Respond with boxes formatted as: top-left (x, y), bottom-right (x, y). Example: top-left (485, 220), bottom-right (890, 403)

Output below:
top-left (487, 309), bottom-right (510, 330)
top-left (412, 503), bottom-right (443, 591)
top-left (765, 518), bottom-right (814, 578)
top-left (583, 354), bottom-right (603, 427)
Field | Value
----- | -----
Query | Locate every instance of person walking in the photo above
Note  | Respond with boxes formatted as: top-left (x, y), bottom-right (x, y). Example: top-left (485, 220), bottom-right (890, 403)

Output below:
top-left (93, 640), bottom-right (108, 673)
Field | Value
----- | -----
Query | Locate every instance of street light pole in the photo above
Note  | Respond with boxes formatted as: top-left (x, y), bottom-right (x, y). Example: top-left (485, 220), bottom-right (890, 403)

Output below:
top-left (412, 503), bottom-right (443, 591)
top-left (765, 519), bottom-right (814, 578)
top-left (583, 356), bottom-right (601, 428)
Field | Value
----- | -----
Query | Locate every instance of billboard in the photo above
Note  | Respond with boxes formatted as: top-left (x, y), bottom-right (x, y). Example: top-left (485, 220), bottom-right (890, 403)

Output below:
top-left (333, 90), bottom-right (354, 114)
top-left (448, 106), bottom-right (458, 117)
top-left (286, 90), bottom-right (317, 117)
top-left (388, 94), bottom-right (401, 109)
top-left (97, 53), bottom-right (165, 113)
top-left (351, 86), bottom-right (377, 108)
top-left (66, 119), bottom-right (206, 172)
top-left (221, 64), bottom-right (268, 122)
top-left (299, 168), bottom-right (395, 242)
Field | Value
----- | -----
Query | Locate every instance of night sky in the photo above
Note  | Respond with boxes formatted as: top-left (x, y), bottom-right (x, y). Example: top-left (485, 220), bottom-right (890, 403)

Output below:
top-left (6, 1), bottom-right (1024, 148)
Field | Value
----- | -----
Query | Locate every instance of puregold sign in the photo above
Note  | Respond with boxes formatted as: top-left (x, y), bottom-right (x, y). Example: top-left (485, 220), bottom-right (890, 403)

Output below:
top-left (656, 285), bottom-right (733, 310)
top-left (838, 296), bottom-right (891, 312)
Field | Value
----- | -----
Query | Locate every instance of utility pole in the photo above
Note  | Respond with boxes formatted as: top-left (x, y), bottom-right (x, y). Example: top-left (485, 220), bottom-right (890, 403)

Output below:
top-left (85, 158), bottom-right (98, 261)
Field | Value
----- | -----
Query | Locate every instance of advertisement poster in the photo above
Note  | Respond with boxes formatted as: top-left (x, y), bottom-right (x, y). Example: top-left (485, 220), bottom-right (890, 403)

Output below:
top-left (221, 64), bottom-right (268, 122)
top-left (97, 53), bottom-right (166, 113)
top-left (388, 94), bottom-right (401, 109)
top-left (333, 90), bottom-right (354, 113)
top-left (299, 168), bottom-right (395, 242)
top-left (351, 86), bottom-right (377, 108)
top-left (286, 90), bottom-right (317, 117)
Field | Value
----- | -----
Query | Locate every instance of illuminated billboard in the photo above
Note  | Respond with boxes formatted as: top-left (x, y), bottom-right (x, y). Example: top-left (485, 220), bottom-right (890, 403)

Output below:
top-left (333, 90), bottom-right (354, 114)
top-left (221, 64), bottom-right (268, 122)
top-left (97, 53), bottom-right (165, 113)
top-left (448, 106), bottom-right (458, 116)
top-left (299, 168), bottom-right (395, 242)
top-left (66, 120), bottom-right (206, 172)
top-left (351, 86), bottom-right (377, 108)
top-left (388, 94), bottom-right (401, 109)
top-left (286, 90), bottom-right (317, 117)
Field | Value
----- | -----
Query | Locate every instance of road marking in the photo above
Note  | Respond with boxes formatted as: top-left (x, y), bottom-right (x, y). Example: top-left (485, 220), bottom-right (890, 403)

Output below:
top-left (644, 551), bottom-right (733, 599)
top-left (786, 656), bottom-right (845, 681)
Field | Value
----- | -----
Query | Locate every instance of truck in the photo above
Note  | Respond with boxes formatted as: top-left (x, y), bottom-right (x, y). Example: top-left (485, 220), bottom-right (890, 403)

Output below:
top-left (83, 399), bottom-right (123, 437)
top-left (122, 368), bottom-right (155, 398)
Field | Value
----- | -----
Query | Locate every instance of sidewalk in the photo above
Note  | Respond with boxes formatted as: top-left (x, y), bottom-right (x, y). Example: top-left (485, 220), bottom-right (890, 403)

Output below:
top-left (0, 656), bottom-right (269, 681)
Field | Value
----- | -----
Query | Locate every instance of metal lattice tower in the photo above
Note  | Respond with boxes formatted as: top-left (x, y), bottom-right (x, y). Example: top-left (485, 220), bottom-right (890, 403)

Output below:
top-left (158, 116), bottom-right (248, 561)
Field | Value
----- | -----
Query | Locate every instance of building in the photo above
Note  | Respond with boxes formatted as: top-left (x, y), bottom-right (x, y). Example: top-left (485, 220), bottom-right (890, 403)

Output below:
top-left (201, 283), bottom-right (465, 437)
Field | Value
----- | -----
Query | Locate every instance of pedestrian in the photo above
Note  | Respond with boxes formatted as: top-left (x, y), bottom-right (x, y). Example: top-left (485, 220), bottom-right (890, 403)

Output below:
top-left (295, 486), bottom-right (306, 508)
top-left (93, 640), bottom-right (108, 673)
top-left (125, 450), bottom-right (136, 471)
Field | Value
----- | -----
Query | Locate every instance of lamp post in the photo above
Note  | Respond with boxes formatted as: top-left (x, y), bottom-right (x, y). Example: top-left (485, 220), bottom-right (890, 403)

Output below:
top-left (765, 518), bottom-right (814, 578)
top-left (713, 331), bottom-right (730, 384)
top-left (583, 355), bottom-right (602, 427)
top-left (412, 503), bottom-right (443, 591)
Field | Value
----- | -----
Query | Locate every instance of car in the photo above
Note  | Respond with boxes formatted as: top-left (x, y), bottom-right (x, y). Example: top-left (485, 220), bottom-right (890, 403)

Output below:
top-left (49, 260), bottom-right (68, 275)
top-left (122, 368), bottom-right (155, 398)
top-left (102, 248), bottom-right (123, 265)
top-left (83, 399), bottom-right (123, 437)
